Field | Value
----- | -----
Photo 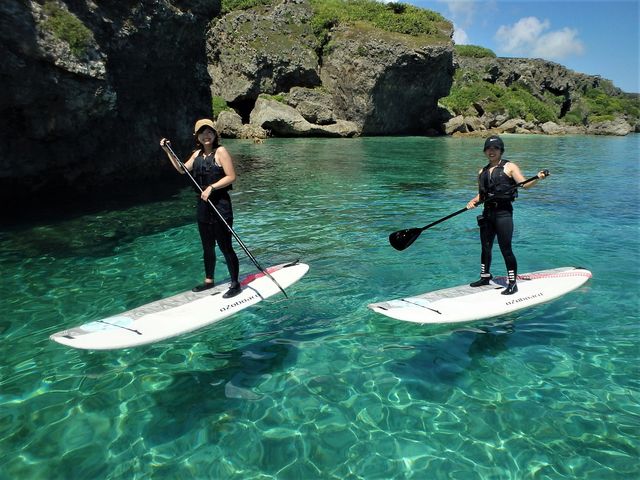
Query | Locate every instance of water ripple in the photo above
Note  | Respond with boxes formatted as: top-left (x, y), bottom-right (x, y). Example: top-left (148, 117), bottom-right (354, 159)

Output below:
top-left (1, 135), bottom-right (639, 479)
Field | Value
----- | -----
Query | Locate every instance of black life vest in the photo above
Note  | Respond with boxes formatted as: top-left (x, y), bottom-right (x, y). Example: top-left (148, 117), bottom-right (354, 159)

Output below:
top-left (478, 159), bottom-right (517, 201)
top-left (191, 149), bottom-right (233, 224)
top-left (192, 148), bottom-right (232, 195)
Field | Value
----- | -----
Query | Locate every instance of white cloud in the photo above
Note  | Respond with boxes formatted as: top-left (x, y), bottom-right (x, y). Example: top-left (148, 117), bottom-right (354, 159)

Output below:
top-left (495, 16), bottom-right (585, 60)
top-left (532, 28), bottom-right (585, 58)
top-left (440, 0), bottom-right (477, 29)
top-left (496, 17), bottom-right (549, 53)
top-left (453, 25), bottom-right (469, 45)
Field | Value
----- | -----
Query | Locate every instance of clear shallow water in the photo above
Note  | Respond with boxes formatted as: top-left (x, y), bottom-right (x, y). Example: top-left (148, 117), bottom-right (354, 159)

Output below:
top-left (1, 135), bottom-right (639, 479)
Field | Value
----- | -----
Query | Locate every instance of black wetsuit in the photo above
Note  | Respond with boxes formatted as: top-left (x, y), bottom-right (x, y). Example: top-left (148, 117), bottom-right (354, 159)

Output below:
top-left (476, 159), bottom-right (517, 283)
top-left (192, 150), bottom-right (239, 283)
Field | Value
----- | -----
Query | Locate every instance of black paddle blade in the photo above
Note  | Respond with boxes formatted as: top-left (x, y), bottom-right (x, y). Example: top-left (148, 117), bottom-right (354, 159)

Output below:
top-left (389, 228), bottom-right (422, 251)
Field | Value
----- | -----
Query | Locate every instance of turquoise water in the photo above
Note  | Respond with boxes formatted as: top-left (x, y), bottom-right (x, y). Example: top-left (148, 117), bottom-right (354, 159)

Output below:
top-left (1, 135), bottom-right (639, 479)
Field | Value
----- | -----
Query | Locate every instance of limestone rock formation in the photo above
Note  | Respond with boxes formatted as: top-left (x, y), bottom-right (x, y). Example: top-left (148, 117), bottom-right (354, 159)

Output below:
top-left (284, 87), bottom-right (337, 126)
top-left (215, 109), bottom-right (269, 139)
top-left (0, 0), bottom-right (219, 206)
top-left (250, 97), bottom-right (359, 137)
top-left (319, 27), bottom-right (454, 135)
top-left (207, 0), bottom-right (455, 137)
top-left (207, 0), bottom-right (321, 119)
top-left (587, 118), bottom-right (633, 136)
top-left (444, 55), bottom-right (636, 136)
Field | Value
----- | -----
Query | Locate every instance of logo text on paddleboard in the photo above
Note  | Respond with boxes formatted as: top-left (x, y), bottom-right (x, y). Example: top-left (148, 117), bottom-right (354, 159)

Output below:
top-left (220, 294), bottom-right (260, 312)
top-left (505, 292), bottom-right (544, 306)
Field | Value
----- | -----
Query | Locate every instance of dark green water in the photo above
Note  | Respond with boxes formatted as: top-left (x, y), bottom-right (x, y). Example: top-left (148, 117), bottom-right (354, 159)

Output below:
top-left (1, 135), bottom-right (639, 479)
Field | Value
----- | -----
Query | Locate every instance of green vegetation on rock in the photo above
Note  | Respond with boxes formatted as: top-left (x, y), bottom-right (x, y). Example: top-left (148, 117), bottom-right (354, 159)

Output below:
top-left (221, 0), bottom-right (274, 15)
top-left (581, 85), bottom-right (639, 124)
top-left (221, 0), bottom-right (450, 38)
top-left (441, 70), bottom-right (558, 123)
top-left (455, 44), bottom-right (496, 58)
top-left (212, 96), bottom-right (232, 119)
top-left (442, 68), bottom-right (640, 126)
top-left (308, 0), bottom-right (450, 39)
top-left (43, 1), bottom-right (93, 57)
top-left (259, 93), bottom-right (286, 103)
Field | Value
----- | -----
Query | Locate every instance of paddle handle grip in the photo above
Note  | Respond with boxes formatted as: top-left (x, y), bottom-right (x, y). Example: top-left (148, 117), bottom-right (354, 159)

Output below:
top-left (517, 170), bottom-right (549, 188)
top-left (475, 170), bottom-right (549, 207)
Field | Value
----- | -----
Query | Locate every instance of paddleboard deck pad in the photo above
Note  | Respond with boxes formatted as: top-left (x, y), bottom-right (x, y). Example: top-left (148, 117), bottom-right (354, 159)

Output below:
top-left (368, 267), bottom-right (591, 324)
top-left (51, 261), bottom-right (309, 350)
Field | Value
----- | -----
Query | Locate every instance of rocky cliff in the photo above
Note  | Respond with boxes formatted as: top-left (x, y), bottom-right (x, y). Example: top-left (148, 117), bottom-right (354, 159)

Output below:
top-left (208, 0), bottom-right (454, 138)
top-left (0, 0), bottom-right (219, 209)
top-left (1, 0), bottom-right (455, 209)
top-left (1, 0), bottom-right (635, 212)
top-left (442, 55), bottom-right (638, 136)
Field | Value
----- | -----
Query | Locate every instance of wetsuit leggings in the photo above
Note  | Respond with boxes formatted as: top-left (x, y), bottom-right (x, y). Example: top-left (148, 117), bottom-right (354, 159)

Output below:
top-left (478, 206), bottom-right (517, 275)
top-left (197, 220), bottom-right (240, 284)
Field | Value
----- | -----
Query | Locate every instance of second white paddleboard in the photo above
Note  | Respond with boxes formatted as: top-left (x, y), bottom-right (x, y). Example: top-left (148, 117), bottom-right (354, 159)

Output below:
top-left (368, 267), bottom-right (592, 324)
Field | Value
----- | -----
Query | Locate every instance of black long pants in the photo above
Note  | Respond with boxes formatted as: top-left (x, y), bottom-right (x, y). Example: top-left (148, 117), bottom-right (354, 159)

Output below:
top-left (477, 206), bottom-right (517, 275)
top-left (197, 220), bottom-right (240, 284)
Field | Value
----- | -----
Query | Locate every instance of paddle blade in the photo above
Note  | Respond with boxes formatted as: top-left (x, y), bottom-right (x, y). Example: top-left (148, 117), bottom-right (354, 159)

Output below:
top-left (389, 228), bottom-right (422, 251)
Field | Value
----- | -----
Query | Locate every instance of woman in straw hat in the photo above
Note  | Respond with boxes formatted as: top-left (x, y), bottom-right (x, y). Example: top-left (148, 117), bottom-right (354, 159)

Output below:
top-left (161, 119), bottom-right (241, 298)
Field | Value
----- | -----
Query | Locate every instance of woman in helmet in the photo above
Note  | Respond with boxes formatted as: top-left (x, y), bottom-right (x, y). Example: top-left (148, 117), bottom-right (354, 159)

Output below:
top-left (466, 135), bottom-right (548, 295)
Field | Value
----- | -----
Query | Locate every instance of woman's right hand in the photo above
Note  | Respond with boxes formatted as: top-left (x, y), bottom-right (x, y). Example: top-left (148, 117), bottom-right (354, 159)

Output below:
top-left (160, 138), bottom-right (171, 150)
top-left (201, 185), bottom-right (213, 201)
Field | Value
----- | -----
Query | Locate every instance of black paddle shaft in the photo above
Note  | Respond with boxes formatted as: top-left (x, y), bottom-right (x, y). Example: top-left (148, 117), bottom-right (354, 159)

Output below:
top-left (163, 142), bottom-right (288, 297)
top-left (389, 171), bottom-right (549, 251)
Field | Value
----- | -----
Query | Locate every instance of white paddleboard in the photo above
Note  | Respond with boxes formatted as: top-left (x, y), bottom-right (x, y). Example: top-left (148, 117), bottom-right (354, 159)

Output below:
top-left (368, 267), bottom-right (592, 324)
top-left (51, 261), bottom-right (309, 350)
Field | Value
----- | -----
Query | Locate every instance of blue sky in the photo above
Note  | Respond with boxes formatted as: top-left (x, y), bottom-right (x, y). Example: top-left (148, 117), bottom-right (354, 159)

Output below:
top-left (381, 0), bottom-right (640, 93)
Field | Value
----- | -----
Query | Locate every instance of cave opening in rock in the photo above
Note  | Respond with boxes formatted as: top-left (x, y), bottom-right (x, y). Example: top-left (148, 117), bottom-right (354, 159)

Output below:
top-left (228, 98), bottom-right (256, 124)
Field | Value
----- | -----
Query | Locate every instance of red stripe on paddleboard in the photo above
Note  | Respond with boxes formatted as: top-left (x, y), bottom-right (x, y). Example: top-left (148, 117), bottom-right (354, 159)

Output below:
top-left (517, 271), bottom-right (592, 281)
top-left (240, 266), bottom-right (281, 286)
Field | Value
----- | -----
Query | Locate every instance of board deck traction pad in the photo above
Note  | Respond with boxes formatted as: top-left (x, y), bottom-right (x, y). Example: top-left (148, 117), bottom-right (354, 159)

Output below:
top-left (50, 260), bottom-right (308, 349)
top-left (368, 266), bottom-right (592, 324)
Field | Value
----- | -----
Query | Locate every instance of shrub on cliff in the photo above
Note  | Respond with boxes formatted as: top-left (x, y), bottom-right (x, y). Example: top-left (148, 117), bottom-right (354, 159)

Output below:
top-left (309, 0), bottom-right (449, 38)
top-left (221, 0), bottom-right (274, 14)
top-left (505, 86), bottom-right (559, 123)
top-left (42, 1), bottom-right (93, 57)
top-left (441, 71), bottom-right (558, 123)
top-left (583, 85), bottom-right (639, 123)
top-left (212, 96), bottom-right (232, 119)
top-left (455, 45), bottom-right (496, 58)
top-left (559, 85), bottom-right (639, 126)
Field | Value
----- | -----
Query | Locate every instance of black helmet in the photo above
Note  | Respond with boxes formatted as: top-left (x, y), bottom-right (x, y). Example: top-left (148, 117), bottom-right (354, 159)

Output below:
top-left (483, 135), bottom-right (504, 152)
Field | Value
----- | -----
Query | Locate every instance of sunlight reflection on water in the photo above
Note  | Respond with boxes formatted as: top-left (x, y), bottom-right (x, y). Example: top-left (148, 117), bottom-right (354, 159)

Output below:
top-left (1, 135), bottom-right (639, 479)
